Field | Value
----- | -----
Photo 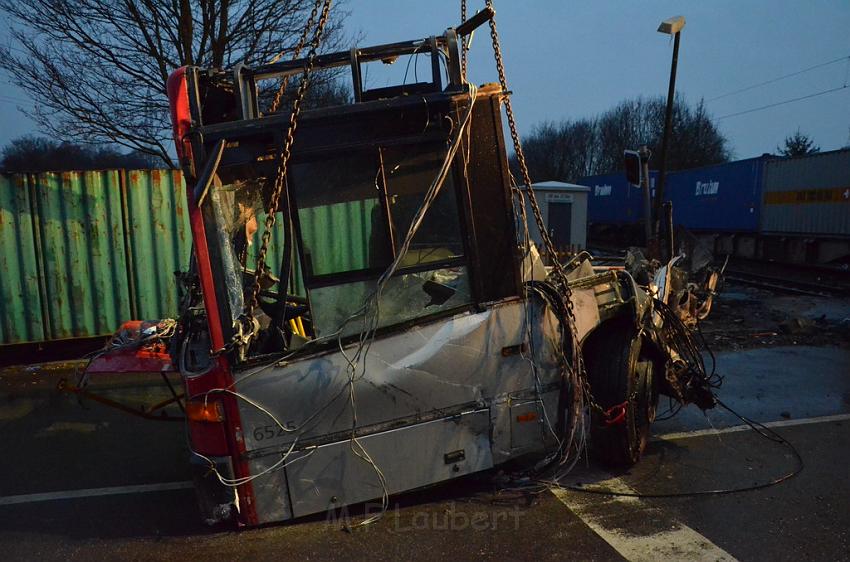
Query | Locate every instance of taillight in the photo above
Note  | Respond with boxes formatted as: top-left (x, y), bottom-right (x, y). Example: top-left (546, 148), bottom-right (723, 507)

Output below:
top-left (186, 400), bottom-right (225, 423)
top-left (185, 397), bottom-right (229, 456)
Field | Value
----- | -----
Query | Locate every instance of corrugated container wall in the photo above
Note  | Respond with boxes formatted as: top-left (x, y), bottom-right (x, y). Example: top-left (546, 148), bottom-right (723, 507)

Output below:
top-left (0, 169), bottom-right (192, 345)
top-left (0, 174), bottom-right (44, 344)
top-left (577, 171), bottom-right (658, 225)
top-left (123, 169), bottom-right (191, 319)
top-left (761, 149), bottom-right (850, 236)
top-left (665, 157), bottom-right (767, 233)
top-left (33, 171), bottom-right (132, 340)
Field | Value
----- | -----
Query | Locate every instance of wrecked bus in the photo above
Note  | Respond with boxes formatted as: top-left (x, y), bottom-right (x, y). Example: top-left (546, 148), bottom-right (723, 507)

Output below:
top-left (98, 11), bottom-right (719, 527)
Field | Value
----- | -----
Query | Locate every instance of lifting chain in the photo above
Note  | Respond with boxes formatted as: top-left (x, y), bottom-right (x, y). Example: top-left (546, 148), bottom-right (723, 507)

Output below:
top-left (460, 0), bottom-right (468, 78)
top-left (484, 1), bottom-right (604, 417)
top-left (268, 0), bottom-right (323, 114)
top-left (483, 1), bottom-right (566, 286)
top-left (236, 0), bottom-right (333, 357)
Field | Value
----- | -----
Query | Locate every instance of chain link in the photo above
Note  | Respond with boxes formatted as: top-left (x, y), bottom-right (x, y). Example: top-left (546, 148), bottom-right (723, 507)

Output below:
top-left (251, 3), bottom-right (605, 426)
top-left (482, 10), bottom-right (576, 307)
top-left (241, 0), bottom-right (333, 348)
top-left (483, 1), bottom-right (604, 418)
top-left (483, 3), bottom-right (568, 286)
top-left (268, 0), bottom-right (323, 114)
top-left (460, 0), bottom-right (467, 79)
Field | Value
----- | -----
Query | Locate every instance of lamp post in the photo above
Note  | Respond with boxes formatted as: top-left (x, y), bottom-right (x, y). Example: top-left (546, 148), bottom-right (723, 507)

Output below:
top-left (639, 145), bottom-right (652, 246)
top-left (653, 15), bottom-right (685, 240)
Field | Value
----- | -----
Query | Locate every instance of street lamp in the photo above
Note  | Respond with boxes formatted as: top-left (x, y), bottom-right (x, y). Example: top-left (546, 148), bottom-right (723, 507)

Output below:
top-left (652, 15), bottom-right (685, 241)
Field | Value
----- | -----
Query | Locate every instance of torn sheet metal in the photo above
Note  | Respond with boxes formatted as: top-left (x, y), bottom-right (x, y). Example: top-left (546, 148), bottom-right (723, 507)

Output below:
top-left (234, 299), bottom-right (563, 523)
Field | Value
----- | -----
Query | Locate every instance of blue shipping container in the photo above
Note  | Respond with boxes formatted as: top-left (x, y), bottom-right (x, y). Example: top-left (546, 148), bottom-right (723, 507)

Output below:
top-left (664, 157), bottom-right (768, 233)
top-left (577, 171), bottom-right (658, 225)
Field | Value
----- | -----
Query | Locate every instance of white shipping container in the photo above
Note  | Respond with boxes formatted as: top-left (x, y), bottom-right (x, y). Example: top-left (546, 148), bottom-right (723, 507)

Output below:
top-left (762, 148), bottom-right (850, 237)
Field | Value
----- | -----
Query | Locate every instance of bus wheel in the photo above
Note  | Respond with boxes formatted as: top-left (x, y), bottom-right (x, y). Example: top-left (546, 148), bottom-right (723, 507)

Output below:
top-left (585, 326), bottom-right (656, 466)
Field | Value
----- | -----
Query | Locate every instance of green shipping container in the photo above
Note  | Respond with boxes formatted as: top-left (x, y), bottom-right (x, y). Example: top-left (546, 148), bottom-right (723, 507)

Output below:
top-left (0, 174), bottom-right (45, 344)
top-left (123, 169), bottom-right (192, 320)
top-left (0, 169), bottom-right (192, 345)
top-left (30, 170), bottom-right (132, 340)
top-left (1, 167), bottom-right (374, 345)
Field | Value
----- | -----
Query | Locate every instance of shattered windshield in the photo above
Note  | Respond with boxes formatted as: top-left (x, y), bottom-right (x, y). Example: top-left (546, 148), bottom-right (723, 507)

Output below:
top-left (206, 173), bottom-right (267, 325)
top-left (214, 177), bottom-right (266, 268)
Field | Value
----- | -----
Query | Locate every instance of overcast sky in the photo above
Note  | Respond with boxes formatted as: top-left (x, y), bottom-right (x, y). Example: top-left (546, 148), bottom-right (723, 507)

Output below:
top-left (1, 1), bottom-right (848, 160)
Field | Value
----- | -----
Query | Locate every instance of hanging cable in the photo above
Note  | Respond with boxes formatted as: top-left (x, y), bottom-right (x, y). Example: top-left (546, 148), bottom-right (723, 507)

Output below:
top-left (717, 85), bottom-right (849, 120)
top-left (560, 398), bottom-right (804, 498)
top-left (552, 306), bottom-right (804, 499)
top-left (708, 54), bottom-right (850, 102)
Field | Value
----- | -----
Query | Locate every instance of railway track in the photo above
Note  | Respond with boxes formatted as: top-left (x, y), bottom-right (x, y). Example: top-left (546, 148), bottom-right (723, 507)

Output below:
top-left (588, 244), bottom-right (850, 297)
top-left (722, 270), bottom-right (848, 298)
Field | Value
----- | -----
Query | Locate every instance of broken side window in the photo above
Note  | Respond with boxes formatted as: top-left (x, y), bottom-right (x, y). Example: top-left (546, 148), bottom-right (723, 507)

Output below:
top-left (307, 267), bottom-right (472, 338)
top-left (290, 145), bottom-right (472, 338)
top-left (292, 152), bottom-right (392, 278)
top-left (383, 144), bottom-right (465, 267)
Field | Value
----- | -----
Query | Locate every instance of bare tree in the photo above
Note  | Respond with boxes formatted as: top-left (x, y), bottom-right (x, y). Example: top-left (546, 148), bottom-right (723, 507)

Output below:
top-left (513, 119), bottom-right (599, 182)
top-left (514, 95), bottom-right (731, 182)
top-left (0, 1), bottom-right (350, 167)
top-left (595, 97), bottom-right (662, 174)
top-left (595, 96), bottom-right (729, 175)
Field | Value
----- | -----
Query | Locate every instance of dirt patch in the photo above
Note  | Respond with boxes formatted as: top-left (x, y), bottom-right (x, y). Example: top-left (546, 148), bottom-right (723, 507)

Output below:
top-left (700, 282), bottom-right (850, 351)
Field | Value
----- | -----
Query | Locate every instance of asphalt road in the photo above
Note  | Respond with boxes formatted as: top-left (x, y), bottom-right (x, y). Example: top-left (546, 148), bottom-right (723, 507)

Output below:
top-left (1, 345), bottom-right (848, 561)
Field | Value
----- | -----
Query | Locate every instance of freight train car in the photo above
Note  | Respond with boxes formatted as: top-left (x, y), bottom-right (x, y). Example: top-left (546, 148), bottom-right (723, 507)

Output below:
top-left (760, 149), bottom-right (850, 263)
top-left (663, 156), bottom-right (769, 260)
top-left (664, 156), bottom-right (768, 233)
top-left (579, 148), bottom-right (850, 265)
top-left (578, 170), bottom-right (658, 245)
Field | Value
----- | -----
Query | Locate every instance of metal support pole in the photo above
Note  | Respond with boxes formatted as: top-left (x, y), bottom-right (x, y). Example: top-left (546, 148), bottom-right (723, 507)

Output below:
top-left (664, 201), bottom-right (675, 261)
top-left (653, 30), bottom-right (680, 237)
top-left (639, 146), bottom-right (652, 246)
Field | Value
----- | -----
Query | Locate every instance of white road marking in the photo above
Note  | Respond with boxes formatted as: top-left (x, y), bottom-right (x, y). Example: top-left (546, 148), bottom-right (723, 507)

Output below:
top-left (0, 481), bottom-right (194, 506)
top-left (551, 413), bottom-right (850, 560)
top-left (551, 471), bottom-right (737, 562)
top-left (656, 412), bottom-right (850, 442)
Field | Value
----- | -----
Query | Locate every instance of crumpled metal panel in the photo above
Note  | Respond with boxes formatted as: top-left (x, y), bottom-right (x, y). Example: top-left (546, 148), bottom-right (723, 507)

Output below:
top-left (236, 301), bottom-right (557, 449)
top-left (32, 171), bottom-right (132, 340)
top-left (0, 174), bottom-right (45, 344)
top-left (234, 299), bottom-right (565, 522)
top-left (247, 454), bottom-right (294, 523)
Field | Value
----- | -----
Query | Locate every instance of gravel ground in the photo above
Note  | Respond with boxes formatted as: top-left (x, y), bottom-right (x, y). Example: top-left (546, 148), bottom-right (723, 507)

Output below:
top-left (699, 281), bottom-right (850, 351)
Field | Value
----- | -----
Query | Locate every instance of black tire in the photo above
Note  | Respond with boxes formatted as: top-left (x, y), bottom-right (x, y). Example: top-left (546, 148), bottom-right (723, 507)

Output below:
top-left (584, 323), bottom-right (656, 466)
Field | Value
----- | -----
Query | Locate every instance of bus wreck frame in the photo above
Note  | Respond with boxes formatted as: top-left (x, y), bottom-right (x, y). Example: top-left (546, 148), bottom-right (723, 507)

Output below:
top-left (164, 18), bottom-right (715, 527)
